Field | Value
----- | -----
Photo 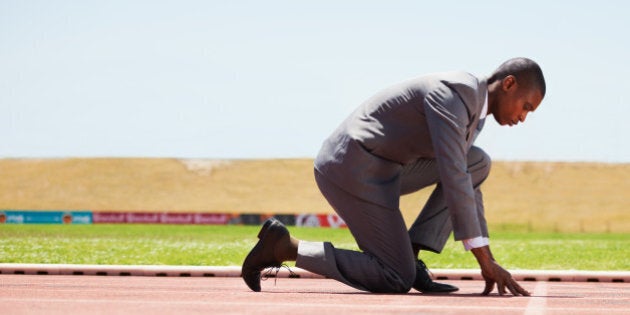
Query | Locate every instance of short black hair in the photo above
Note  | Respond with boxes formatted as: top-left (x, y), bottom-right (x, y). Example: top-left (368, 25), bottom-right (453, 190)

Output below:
top-left (488, 57), bottom-right (546, 97)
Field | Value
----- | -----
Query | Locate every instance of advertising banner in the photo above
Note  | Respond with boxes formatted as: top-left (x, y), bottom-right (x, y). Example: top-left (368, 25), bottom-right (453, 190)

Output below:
top-left (1, 210), bottom-right (347, 228)
top-left (0, 211), bottom-right (92, 224)
top-left (295, 213), bottom-right (346, 228)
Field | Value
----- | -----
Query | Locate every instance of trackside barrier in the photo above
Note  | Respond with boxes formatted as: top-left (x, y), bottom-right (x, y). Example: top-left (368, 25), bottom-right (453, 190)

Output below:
top-left (0, 264), bottom-right (627, 283)
top-left (432, 269), bottom-right (629, 283)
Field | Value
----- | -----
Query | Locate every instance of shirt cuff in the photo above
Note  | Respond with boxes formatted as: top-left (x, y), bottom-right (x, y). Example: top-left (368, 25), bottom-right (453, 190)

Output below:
top-left (462, 236), bottom-right (489, 251)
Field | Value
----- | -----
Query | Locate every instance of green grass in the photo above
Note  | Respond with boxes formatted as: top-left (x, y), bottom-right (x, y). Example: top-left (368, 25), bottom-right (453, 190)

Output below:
top-left (1, 225), bottom-right (628, 271)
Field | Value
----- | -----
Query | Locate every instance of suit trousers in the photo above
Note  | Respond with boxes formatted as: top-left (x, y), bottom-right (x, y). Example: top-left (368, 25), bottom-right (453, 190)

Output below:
top-left (295, 146), bottom-right (491, 293)
top-left (404, 146), bottom-right (491, 253)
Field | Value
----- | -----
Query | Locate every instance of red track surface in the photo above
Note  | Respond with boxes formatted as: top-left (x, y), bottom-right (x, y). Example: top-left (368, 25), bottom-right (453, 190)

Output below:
top-left (1, 275), bottom-right (628, 314)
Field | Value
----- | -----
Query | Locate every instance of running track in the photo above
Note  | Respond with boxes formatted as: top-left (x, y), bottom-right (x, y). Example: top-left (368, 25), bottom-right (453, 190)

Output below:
top-left (1, 274), bottom-right (628, 314)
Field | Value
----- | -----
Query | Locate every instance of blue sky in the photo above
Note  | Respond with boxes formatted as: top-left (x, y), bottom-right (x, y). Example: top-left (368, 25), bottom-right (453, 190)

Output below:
top-left (1, 1), bottom-right (628, 162)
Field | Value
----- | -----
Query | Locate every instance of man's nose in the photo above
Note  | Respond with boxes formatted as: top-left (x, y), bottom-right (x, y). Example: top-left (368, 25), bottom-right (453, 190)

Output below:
top-left (519, 112), bottom-right (528, 122)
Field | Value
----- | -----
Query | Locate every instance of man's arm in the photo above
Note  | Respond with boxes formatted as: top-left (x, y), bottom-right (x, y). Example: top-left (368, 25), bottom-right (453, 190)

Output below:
top-left (471, 245), bottom-right (531, 296)
top-left (423, 85), bottom-right (529, 296)
top-left (423, 85), bottom-right (481, 240)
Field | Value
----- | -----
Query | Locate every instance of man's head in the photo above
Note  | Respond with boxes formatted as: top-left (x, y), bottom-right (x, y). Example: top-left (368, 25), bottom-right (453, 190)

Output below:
top-left (487, 58), bottom-right (546, 127)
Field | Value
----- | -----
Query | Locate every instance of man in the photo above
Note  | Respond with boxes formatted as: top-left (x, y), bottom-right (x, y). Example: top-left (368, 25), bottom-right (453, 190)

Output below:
top-left (242, 57), bottom-right (545, 296)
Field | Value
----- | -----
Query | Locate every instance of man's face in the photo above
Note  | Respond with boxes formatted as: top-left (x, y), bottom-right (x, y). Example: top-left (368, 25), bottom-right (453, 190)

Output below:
top-left (492, 77), bottom-right (544, 127)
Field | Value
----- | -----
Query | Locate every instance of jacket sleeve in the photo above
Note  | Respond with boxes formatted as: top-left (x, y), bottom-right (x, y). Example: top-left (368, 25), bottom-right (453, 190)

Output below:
top-left (423, 84), bottom-right (482, 240)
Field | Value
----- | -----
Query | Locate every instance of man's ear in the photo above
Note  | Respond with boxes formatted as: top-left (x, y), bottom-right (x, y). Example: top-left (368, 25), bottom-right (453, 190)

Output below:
top-left (502, 75), bottom-right (517, 91)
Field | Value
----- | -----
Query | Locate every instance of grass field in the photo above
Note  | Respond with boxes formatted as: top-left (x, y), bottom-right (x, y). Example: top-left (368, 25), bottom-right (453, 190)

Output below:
top-left (1, 158), bottom-right (629, 233)
top-left (1, 225), bottom-right (628, 271)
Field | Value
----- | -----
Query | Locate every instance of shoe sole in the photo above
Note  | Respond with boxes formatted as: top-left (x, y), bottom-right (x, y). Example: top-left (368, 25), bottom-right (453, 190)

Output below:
top-left (418, 287), bottom-right (459, 293)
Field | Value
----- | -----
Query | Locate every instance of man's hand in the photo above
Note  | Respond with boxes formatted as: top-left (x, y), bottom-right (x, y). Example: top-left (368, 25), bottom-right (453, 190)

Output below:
top-left (471, 245), bottom-right (530, 296)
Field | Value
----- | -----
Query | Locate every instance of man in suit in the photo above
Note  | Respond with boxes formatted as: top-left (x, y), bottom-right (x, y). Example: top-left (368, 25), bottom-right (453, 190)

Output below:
top-left (242, 57), bottom-right (546, 296)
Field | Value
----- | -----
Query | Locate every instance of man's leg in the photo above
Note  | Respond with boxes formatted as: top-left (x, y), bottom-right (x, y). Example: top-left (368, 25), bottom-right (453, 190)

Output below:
top-left (397, 157), bottom-right (455, 292)
top-left (295, 170), bottom-right (416, 293)
top-left (404, 146), bottom-right (492, 253)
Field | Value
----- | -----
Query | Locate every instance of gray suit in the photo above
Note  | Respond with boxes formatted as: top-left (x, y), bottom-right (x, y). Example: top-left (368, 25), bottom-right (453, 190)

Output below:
top-left (296, 71), bottom-right (490, 293)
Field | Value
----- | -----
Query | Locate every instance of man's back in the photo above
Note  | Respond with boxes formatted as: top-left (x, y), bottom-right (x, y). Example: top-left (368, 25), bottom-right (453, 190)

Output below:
top-left (314, 71), bottom-right (486, 209)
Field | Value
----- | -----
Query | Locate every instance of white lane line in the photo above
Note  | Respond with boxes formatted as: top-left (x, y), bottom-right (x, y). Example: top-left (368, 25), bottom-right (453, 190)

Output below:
top-left (524, 281), bottom-right (548, 315)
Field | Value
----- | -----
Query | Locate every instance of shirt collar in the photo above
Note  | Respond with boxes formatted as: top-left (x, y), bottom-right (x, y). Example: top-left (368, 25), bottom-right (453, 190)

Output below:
top-left (480, 90), bottom-right (488, 120)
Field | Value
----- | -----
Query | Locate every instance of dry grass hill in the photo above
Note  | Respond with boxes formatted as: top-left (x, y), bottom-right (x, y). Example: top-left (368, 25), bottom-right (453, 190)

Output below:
top-left (1, 158), bottom-right (628, 232)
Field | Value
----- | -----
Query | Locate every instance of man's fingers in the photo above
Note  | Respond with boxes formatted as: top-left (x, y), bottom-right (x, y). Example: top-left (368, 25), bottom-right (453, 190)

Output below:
top-left (513, 281), bottom-right (531, 296)
top-left (482, 280), bottom-right (494, 295)
top-left (480, 264), bottom-right (531, 297)
top-left (506, 281), bottom-right (518, 296)
top-left (505, 279), bottom-right (531, 296)
top-left (497, 280), bottom-right (506, 296)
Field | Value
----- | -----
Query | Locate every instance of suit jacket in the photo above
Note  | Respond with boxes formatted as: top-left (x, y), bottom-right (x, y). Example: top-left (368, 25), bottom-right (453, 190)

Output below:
top-left (314, 71), bottom-right (488, 240)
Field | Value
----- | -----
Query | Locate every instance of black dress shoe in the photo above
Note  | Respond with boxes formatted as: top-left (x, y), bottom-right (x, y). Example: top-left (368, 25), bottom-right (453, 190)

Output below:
top-left (256, 218), bottom-right (275, 239)
top-left (242, 218), bottom-right (289, 292)
top-left (413, 259), bottom-right (459, 293)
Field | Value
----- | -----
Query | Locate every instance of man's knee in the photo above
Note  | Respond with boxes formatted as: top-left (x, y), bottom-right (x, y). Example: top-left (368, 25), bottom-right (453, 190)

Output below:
top-left (372, 261), bottom-right (416, 293)
top-left (468, 146), bottom-right (491, 183)
top-left (398, 266), bottom-right (416, 293)
top-left (395, 264), bottom-right (416, 293)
